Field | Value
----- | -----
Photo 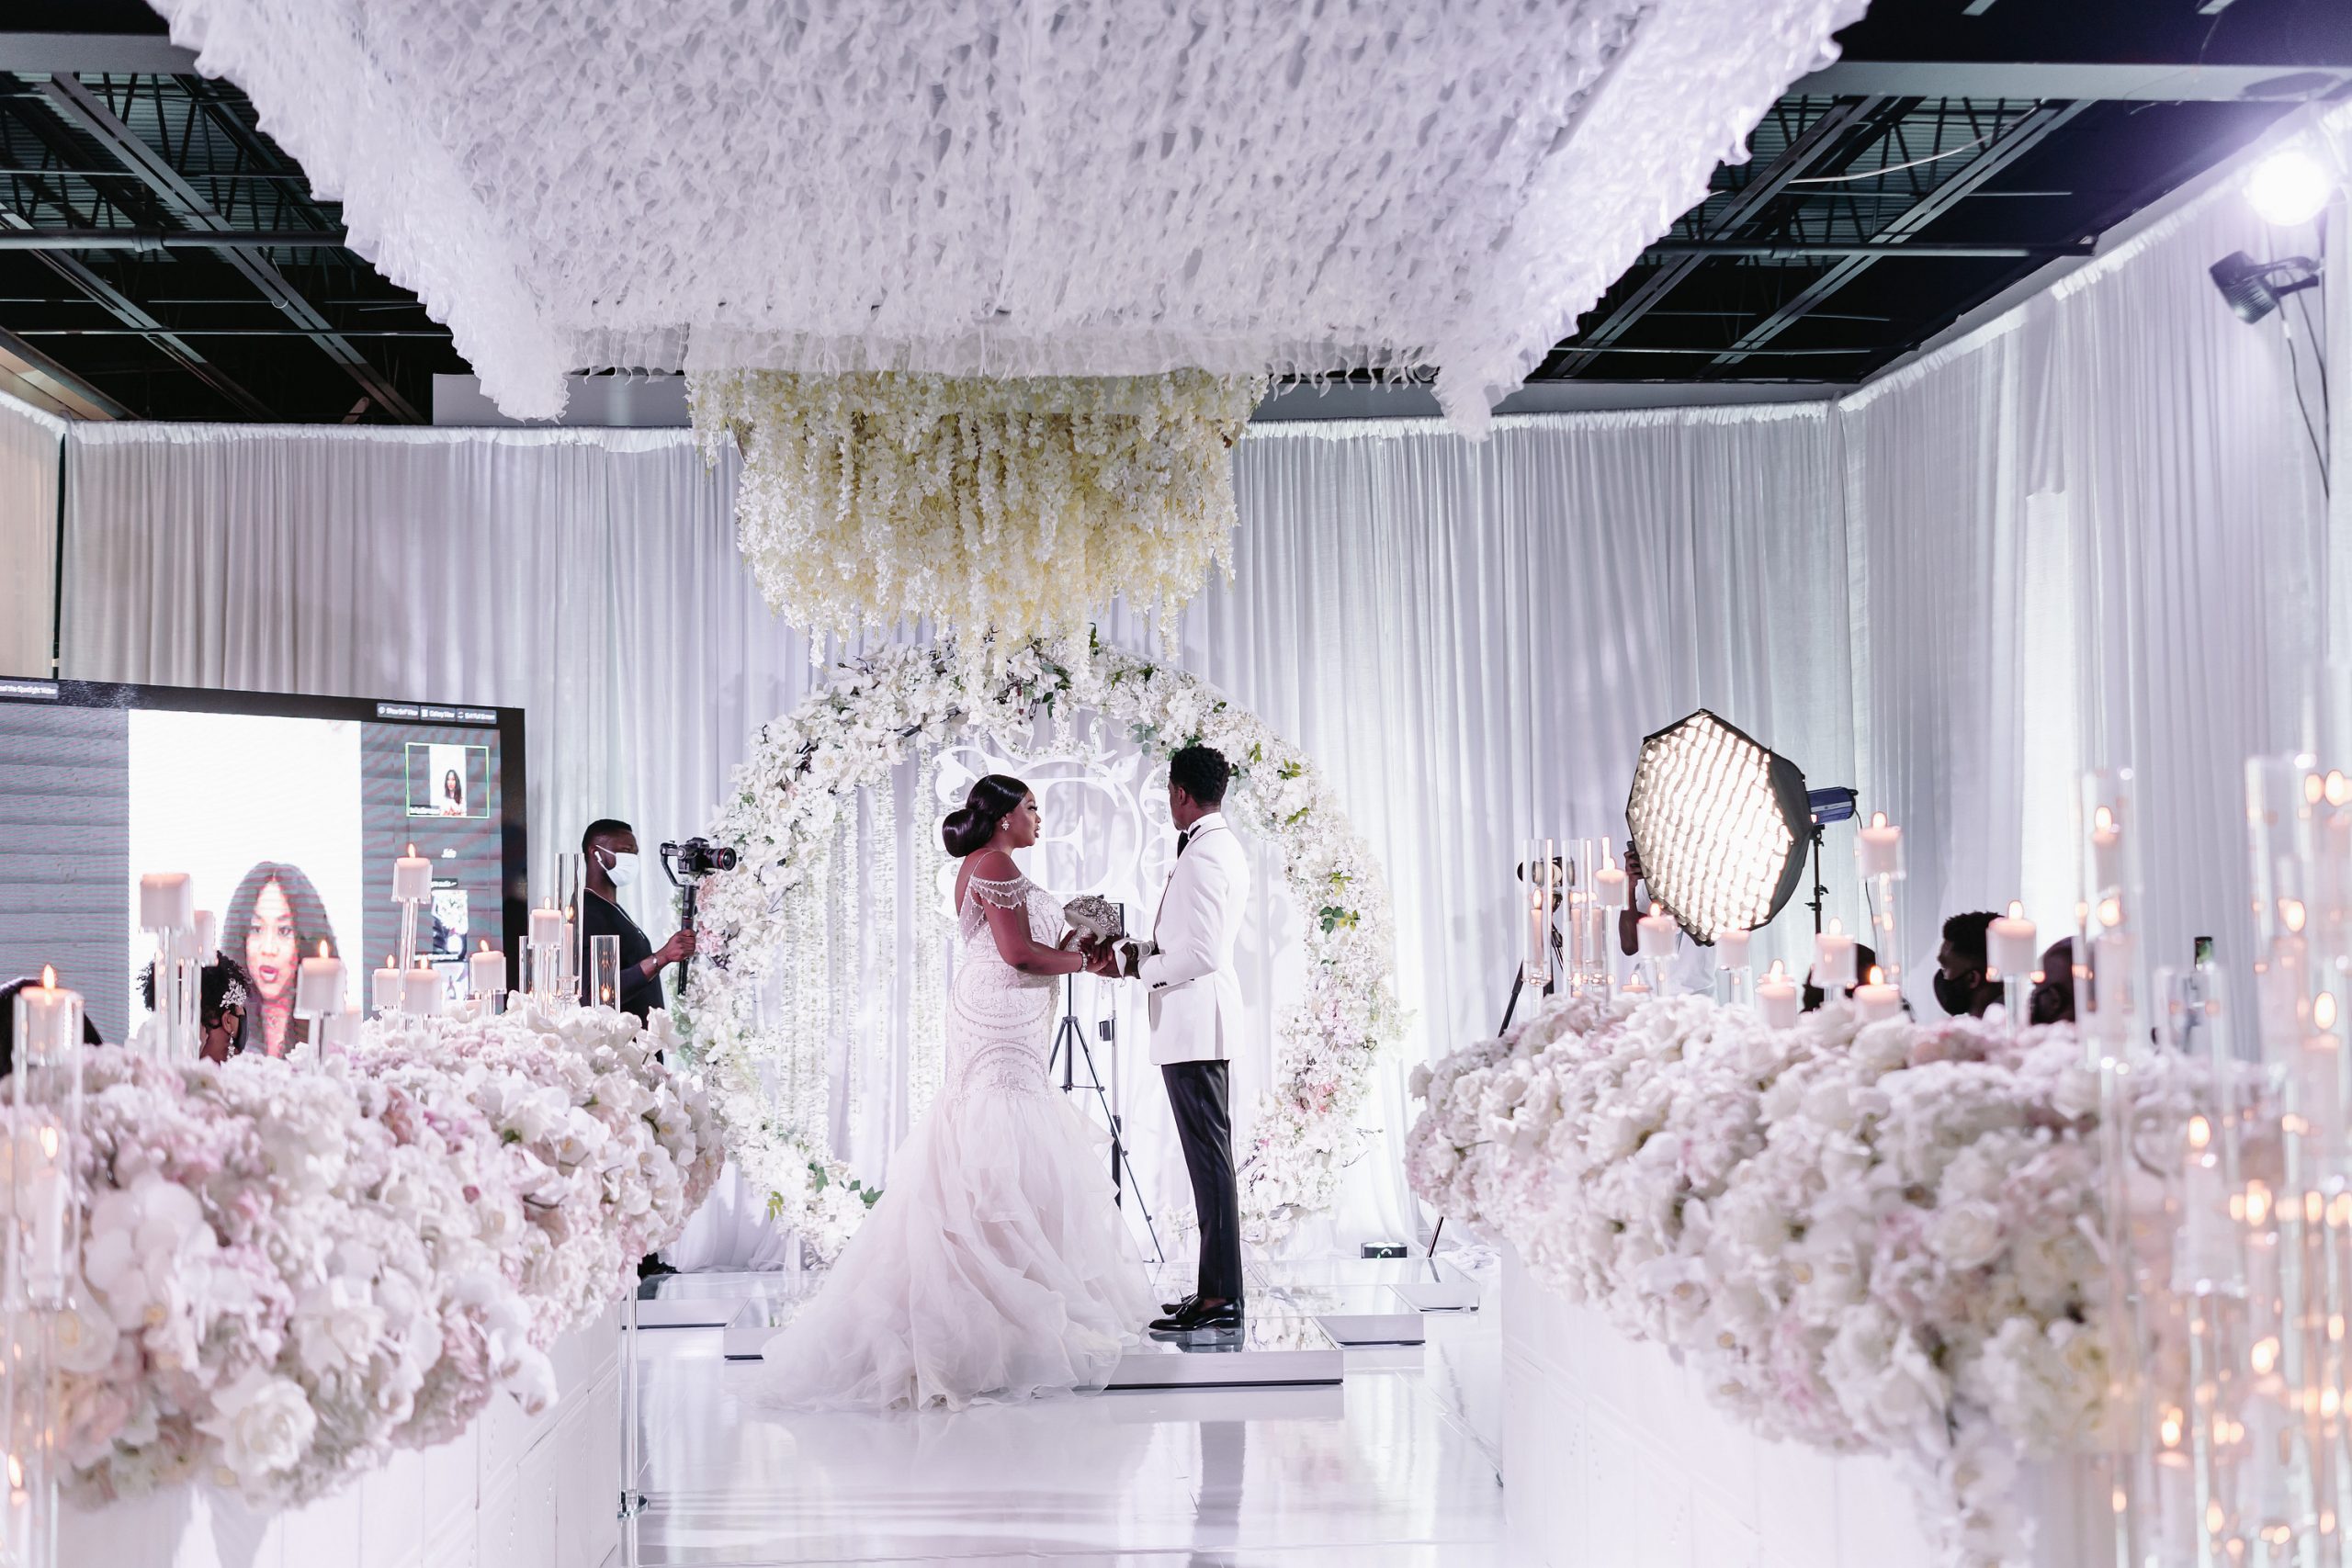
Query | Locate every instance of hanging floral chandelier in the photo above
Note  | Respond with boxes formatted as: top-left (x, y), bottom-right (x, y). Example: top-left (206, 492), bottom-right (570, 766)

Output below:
top-left (691, 369), bottom-right (1263, 640)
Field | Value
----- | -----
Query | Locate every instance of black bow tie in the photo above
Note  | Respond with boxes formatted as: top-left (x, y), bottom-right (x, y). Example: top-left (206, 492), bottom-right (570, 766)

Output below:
top-left (1176, 829), bottom-right (1193, 857)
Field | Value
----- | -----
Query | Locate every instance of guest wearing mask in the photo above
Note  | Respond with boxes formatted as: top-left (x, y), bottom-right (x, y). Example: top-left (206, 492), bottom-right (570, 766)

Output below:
top-left (579, 818), bottom-right (695, 1021)
top-left (1935, 911), bottom-right (2005, 1018)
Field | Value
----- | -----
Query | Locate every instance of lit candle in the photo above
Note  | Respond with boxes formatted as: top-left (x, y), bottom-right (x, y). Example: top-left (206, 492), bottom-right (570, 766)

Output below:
top-left (1757, 961), bottom-right (1800, 1030)
top-left (2090, 806), bottom-right (2122, 892)
top-left (1856, 812), bottom-right (1903, 879)
top-left (1636, 903), bottom-right (1679, 959)
top-left (1988, 902), bottom-right (2037, 980)
top-left (1618, 975), bottom-right (1653, 999)
top-left (2179, 1115), bottom-right (2237, 1289)
top-left (529, 904), bottom-right (566, 950)
top-left (139, 871), bottom-right (193, 931)
top-left (392, 844), bottom-right (433, 903)
top-left (1594, 849), bottom-right (1629, 910)
top-left (1714, 929), bottom-right (1751, 971)
top-left (401, 960), bottom-right (443, 1017)
top-left (294, 941), bottom-right (345, 1017)
top-left (16, 966), bottom-right (80, 1062)
top-left (2302, 992), bottom-right (2343, 1134)
top-left (371, 955), bottom-right (401, 1014)
top-left (1813, 918), bottom-right (1857, 990)
top-left (469, 941), bottom-right (506, 998)
top-left (1854, 965), bottom-right (1902, 1022)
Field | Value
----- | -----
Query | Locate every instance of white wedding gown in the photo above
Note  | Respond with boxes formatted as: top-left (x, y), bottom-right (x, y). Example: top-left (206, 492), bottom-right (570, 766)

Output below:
top-left (756, 869), bottom-right (1155, 1412)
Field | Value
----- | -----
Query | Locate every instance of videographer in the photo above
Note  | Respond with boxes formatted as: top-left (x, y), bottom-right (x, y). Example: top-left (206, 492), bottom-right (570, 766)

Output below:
top-left (580, 818), bottom-right (695, 1021)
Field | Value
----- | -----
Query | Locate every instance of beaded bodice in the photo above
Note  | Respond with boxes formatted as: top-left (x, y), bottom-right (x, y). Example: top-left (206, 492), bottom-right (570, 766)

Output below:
top-left (947, 872), bottom-right (1064, 1099)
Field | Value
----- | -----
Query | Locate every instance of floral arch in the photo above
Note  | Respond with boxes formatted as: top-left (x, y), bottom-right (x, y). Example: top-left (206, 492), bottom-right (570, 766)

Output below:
top-left (674, 638), bottom-right (1399, 1260)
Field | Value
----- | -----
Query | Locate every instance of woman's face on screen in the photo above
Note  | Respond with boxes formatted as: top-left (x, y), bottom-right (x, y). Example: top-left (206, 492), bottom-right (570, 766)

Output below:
top-left (245, 879), bottom-right (299, 999)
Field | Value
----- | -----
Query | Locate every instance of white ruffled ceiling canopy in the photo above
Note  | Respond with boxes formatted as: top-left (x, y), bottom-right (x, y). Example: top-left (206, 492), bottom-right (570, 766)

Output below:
top-left (151, 0), bottom-right (1865, 427)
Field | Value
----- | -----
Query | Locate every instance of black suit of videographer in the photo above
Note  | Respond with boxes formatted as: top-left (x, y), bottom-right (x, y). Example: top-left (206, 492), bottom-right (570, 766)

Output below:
top-left (579, 818), bottom-right (695, 1021)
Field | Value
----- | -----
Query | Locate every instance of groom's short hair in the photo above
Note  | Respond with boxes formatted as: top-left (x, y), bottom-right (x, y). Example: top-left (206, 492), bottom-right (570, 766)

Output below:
top-left (1169, 746), bottom-right (1230, 807)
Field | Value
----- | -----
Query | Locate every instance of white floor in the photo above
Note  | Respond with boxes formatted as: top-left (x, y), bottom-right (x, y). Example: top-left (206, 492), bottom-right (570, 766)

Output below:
top-left (619, 1258), bottom-right (1506, 1567)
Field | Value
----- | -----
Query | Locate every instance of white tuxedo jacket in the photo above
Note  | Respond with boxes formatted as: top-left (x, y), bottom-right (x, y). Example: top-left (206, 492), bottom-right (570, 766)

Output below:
top-left (1136, 814), bottom-right (1249, 1066)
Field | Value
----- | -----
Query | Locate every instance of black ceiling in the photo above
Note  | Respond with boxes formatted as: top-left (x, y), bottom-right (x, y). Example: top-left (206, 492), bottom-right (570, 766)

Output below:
top-left (0, 0), bottom-right (2346, 422)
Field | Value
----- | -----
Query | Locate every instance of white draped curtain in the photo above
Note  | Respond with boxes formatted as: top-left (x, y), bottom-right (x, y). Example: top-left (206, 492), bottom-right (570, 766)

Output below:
top-left (0, 388), bottom-right (62, 678)
top-left (28, 101), bottom-right (2347, 1253)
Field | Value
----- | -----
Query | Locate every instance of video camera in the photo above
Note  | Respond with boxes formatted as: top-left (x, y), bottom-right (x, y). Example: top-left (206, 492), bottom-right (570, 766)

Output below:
top-left (660, 837), bottom-right (738, 882)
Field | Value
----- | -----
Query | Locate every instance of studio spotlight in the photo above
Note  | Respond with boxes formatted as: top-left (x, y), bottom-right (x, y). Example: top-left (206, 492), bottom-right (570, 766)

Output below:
top-left (2209, 250), bottom-right (2323, 325)
top-left (2247, 149), bottom-right (2333, 228)
top-left (1623, 710), bottom-right (1815, 942)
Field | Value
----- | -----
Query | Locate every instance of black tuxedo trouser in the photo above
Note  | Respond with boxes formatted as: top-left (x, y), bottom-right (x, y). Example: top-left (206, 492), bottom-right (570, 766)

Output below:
top-left (1162, 1059), bottom-right (1244, 1303)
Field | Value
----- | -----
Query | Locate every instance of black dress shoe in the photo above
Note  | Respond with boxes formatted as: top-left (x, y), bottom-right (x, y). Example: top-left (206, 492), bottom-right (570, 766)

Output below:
top-left (1159, 1292), bottom-right (1197, 1316)
top-left (1148, 1296), bottom-right (1242, 1335)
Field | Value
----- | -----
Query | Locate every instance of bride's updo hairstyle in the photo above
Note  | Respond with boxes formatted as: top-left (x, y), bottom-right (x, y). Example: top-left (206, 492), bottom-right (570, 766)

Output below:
top-left (943, 773), bottom-right (1031, 857)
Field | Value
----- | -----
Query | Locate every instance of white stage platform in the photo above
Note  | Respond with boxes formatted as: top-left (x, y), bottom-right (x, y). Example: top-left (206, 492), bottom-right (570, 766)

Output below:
top-left (695, 1253), bottom-right (1480, 1386)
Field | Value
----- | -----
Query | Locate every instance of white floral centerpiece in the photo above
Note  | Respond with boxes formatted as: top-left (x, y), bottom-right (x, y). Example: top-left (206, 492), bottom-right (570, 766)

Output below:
top-left (691, 369), bottom-right (1263, 642)
top-left (678, 635), bottom-right (1399, 1259)
top-left (1407, 993), bottom-right (2221, 1568)
top-left (46, 1005), bottom-right (721, 1511)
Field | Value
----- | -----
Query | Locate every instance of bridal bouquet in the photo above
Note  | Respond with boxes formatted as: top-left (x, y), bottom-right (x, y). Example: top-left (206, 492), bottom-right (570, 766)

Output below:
top-left (1408, 994), bottom-right (2220, 1568)
top-left (47, 1006), bottom-right (722, 1511)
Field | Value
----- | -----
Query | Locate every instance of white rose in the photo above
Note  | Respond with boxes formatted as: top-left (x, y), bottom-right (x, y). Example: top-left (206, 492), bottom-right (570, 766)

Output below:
top-left (295, 1281), bottom-right (387, 1376)
top-left (197, 1371), bottom-right (317, 1486)
top-left (1926, 1200), bottom-right (2007, 1271)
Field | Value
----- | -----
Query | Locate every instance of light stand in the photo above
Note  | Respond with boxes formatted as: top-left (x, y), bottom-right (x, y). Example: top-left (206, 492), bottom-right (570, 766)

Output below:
top-left (1048, 971), bottom-right (1163, 1266)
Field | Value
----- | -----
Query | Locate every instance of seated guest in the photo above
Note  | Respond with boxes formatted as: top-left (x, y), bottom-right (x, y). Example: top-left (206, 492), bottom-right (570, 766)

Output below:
top-left (1935, 911), bottom-right (2004, 1018)
top-left (2030, 939), bottom-right (2076, 1026)
top-left (1803, 942), bottom-right (1881, 1012)
top-left (0, 975), bottom-right (107, 1077)
top-left (141, 955), bottom-right (255, 1064)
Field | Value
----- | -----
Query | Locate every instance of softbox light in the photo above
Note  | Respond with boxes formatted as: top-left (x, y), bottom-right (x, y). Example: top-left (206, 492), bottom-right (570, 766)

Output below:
top-left (1623, 710), bottom-right (1812, 942)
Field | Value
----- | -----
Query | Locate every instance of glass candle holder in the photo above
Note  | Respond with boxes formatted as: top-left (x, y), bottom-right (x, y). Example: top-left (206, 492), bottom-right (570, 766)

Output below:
top-left (591, 934), bottom-right (623, 1011)
top-left (1521, 839), bottom-right (1555, 993)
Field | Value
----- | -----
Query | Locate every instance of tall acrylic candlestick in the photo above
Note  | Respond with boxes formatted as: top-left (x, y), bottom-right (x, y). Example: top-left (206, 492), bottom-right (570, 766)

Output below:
top-left (1855, 812), bottom-right (1905, 991)
top-left (528, 901), bottom-right (565, 1011)
top-left (1715, 928), bottom-right (1753, 1008)
top-left (1593, 842), bottom-right (1629, 998)
top-left (392, 844), bottom-right (431, 976)
top-left (138, 872), bottom-right (192, 1059)
top-left (1987, 901), bottom-right (2037, 1032)
top-left (1521, 840), bottom-right (1556, 997)
top-left (557, 852), bottom-right (585, 999)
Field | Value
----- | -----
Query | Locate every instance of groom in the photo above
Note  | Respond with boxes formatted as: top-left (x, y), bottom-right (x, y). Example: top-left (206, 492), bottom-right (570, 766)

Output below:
top-left (1092, 744), bottom-right (1249, 1335)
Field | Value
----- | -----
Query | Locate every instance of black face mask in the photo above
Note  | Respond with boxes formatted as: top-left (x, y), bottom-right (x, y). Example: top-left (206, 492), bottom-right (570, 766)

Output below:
top-left (1933, 970), bottom-right (1983, 1017)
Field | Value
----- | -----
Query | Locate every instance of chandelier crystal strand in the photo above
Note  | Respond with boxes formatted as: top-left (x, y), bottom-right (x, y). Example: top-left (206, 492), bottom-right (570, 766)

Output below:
top-left (874, 762), bottom-right (899, 1148)
top-left (909, 755), bottom-right (945, 1121)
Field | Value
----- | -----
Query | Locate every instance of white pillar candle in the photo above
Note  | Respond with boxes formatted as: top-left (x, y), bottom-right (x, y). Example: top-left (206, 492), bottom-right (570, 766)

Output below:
top-left (1856, 813), bottom-right (1903, 879)
top-left (1757, 962), bottom-right (1800, 1030)
top-left (1618, 976), bottom-right (1652, 999)
top-left (1636, 903), bottom-right (1679, 959)
top-left (402, 963), bottom-right (443, 1017)
top-left (187, 909), bottom-right (220, 965)
top-left (2090, 807), bottom-right (2122, 892)
top-left (371, 957), bottom-right (401, 1014)
top-left (529, 905), bottom-right (566, 950)
top-left (2301, 1025), bottom-right (2342, 1136)
top-left (1813, 919), bottom-right (1857, 990)
top-left (1854, 966), bottom-right (1902, 1022)
top-left (392, 846), bottom-right (434, 903)
top-left (469, 942), bottom-right (507, 998)
top-left (16, 968), bottom-right (81, 1063)
top-left (1593, 850), bottom-right (1629, 910)
top-left (1714, 929), bottom-right (1751, 971)
top-left (294, 942), bottom-right (345, 1017)
top-left (139, 872), bottom-right (193, 931)
top-left (1988, 901), bottom-right (2038, 980)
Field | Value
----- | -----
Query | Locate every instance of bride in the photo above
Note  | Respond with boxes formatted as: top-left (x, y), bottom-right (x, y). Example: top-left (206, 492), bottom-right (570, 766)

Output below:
top-left (757, 773), bottom-right (1156, 1411)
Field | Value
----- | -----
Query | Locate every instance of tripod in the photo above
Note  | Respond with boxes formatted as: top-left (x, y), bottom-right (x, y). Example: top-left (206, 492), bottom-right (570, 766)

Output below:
top-left (1498, 921), bottom-right (1566, 1035)
top-left (1049, 975), bottom-right (1165, 1265)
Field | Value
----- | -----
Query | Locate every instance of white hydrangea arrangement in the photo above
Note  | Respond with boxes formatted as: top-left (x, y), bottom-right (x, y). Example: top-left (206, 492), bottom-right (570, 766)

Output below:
top-left (1407, 993), bottom-right (2217, 1567)
top-left (690, 369), bottom-right (1263, 642)
top-left (47, 1005), bottom-right (721, 1511)
top-left (677, 635), bottom-right (1399, 1259)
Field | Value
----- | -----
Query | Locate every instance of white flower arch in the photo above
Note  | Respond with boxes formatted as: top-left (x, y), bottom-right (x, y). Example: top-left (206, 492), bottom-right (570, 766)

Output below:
top-left (675, 638), bottom-right (1400, 1260)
